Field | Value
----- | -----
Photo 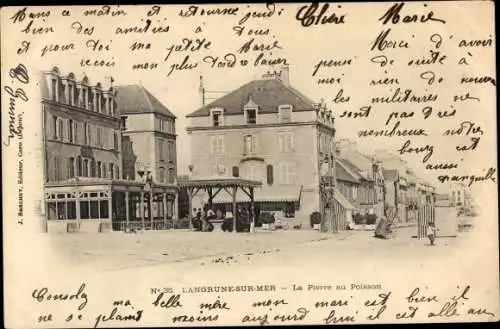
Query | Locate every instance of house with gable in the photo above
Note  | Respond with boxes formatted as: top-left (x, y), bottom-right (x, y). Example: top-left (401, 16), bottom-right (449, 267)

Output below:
top-left (185, 65), bottom-right (352, 229)
top-left (336, 139), bottom-right (385, 218)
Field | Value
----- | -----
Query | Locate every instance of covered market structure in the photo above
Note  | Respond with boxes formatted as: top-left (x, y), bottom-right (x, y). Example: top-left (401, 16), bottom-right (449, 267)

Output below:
top-left (178, 177), bottom-right (262, 233)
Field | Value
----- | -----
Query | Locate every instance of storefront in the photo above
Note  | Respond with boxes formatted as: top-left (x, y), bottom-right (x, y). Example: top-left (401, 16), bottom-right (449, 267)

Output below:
top-left (44, 178), bottom-right (178, 233)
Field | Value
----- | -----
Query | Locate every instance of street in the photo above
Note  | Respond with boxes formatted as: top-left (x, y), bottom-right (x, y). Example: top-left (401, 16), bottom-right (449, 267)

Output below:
top-left (43, 226), bottom-right (470, 273)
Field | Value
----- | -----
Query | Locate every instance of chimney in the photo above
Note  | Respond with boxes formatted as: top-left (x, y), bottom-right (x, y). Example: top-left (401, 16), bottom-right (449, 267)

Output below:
top-left (280, 64), bottom-right (290, 86)
top-left (199, 75), bottom-right (205, 106)
top-left (262, 71), bottom-right (275, 80)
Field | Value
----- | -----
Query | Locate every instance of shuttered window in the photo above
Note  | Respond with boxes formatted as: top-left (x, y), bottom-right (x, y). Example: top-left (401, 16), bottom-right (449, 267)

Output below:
top-left (210, 135), bottom-right (225, 155)
top-left (158, 167), bottom-right (165, 183)
top-left (278, 132), bottom-right (294, 153)
top-left (243, 135), bottom-right (257, 155)
top-left (232, 166), bottom-right (239, 178)
top-left (51, 115), bottom-right (57, 139)
top-left (168, 168), bottom-right (175, 183)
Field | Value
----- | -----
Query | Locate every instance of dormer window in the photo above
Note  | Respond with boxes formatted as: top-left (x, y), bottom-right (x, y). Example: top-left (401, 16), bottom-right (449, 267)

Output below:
top-left (50, 78), bottom-right (57, 102)
top-left (278, 104), bottom-right (292, 123)
top-left (210, 108), bottom-right (224, 127)
top-left (244, 98), bottom-right (258, 125)
top-left (245, 108), bottom-right (257, 124)
top-left (68, 82), bottom-right (74, 106)
top-left (88, 89), bottom-right (94, 111)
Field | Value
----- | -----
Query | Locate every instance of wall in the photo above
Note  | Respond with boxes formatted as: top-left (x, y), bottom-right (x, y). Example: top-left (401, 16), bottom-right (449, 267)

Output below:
top-left (124, 132), bottom-right (155, 178)
top-left (189, 122), bottom-right (320, 220)
top-left (125, 113), bottom-right (155, 131)
top-left (43, 103), bottom-right (121, 181)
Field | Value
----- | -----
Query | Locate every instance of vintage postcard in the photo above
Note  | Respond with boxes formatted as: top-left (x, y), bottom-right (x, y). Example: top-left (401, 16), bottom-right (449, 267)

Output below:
top-left (1, 2), bottom-right (498, 327)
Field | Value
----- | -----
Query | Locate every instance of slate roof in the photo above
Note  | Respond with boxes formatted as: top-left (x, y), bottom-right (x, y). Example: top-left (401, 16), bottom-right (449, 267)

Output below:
top-left (115, 85), bottom-right (176, 118)
top-left (336, 159), bottom-right (361, 183)
top-left (339, 151), bottom-right (375, 181)
top-left (186, 79), bottom-right (316, 117)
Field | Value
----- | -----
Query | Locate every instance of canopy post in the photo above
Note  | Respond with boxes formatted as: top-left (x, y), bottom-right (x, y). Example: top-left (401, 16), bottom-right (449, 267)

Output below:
top-left (232, 186), bottom-right (237, 234)
top-left (140, 191), bottom-right (145, 230)
top-left (250, 187), bottom-right (255, 233)
top-left (187, 187), bottom-right (193, 230)
top-left (207, 187), bottom-right (213, 210)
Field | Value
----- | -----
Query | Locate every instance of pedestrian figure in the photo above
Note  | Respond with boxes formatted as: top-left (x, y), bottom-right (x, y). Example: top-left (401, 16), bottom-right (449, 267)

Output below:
top-left (427, 222), bottom-right (437, 246)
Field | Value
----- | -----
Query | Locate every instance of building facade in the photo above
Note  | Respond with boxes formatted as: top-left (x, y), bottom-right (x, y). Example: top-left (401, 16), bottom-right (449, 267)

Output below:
top-left (41, 68), bottom-right (177, 233)
top-left (377, 149), bottom-right (435, 223)
top-left (185, 66), bottom-right (342, 228)
top-left (336, 139), bottom-right (385, 218)
top-left (449, 183), bottom-right (472, 208)
top-left (115, 84), bottom-right (179, 223)
top-left (115, 85), bottom-right (177, 185)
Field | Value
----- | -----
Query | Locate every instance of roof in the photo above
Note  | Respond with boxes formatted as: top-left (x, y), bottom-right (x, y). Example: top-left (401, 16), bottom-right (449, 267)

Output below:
top-left (211, 185), bottom-right (301, 204)
top-left (115, 85), bottom-right (176, 118)
top-left (339, 151), bottom-right (375, 181)
top-left (383, 169), bottom-right (399, 181)
top-left (186, 79), bottom-right (315, 117)
top-left (178, 176), bottom-right (262, 188)
top-left (336, 160), bottom-right (361, 183)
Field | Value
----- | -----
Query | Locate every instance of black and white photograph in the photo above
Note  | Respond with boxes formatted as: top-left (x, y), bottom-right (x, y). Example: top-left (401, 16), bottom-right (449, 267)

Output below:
top-left (2, 2), bottom-right (498, 327)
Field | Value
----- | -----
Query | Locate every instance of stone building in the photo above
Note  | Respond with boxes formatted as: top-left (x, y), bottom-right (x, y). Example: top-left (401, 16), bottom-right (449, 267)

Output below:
top-left (41, 68), bottom-right (177, 233)
top-left (185, 66), bottom-right (346, 229)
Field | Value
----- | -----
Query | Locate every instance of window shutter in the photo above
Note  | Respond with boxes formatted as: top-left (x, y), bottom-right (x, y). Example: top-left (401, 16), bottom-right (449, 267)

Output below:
top-left (60, 158), bottom-right (66, 180)
top-left (49, 156), bottom-right (55, 181)
top-left (252, 135), bottom-right (258, 153)
top-left (211, 136), bottom-right (216, 154)
top-left (91, 124), bottom-right (97, 146)
top-left (46, 115), bottom-right (53, 139)
top-left (267, 165), bottom-right (274, 185)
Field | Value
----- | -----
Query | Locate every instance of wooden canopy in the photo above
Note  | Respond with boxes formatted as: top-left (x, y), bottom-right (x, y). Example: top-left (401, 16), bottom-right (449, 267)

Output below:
top-left (178, 177), bottom-right (262, 233)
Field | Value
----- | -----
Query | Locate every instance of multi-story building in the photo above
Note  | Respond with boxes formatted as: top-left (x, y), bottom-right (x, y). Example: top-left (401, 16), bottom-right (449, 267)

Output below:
top-left (41, 68), bottom-right (177, 233)
top-left (336, 139), bottom-right (385, 218)
top-left (115, 84), bottom-right (179, 222)
top-left (449, 182), bottom-right (472, 209)
top-left (115, 84), bottom-right (177, 185)
top-left (376, 149), bottom-right (435, 222)
top-left (185, 66), bottom-right (345, 228)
